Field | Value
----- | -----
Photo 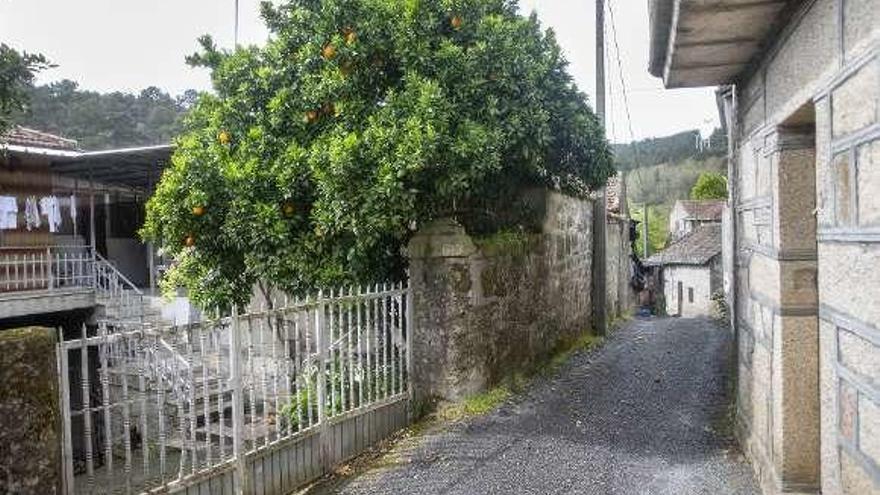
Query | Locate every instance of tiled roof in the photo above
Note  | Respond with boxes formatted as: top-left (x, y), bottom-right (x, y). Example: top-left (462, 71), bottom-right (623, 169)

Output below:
top-left (644, 224), bottom-right (721, 266)
top-left (675, 199), bottom-right (724, 221)
top-left (1, 126), bottom-right (79, 151)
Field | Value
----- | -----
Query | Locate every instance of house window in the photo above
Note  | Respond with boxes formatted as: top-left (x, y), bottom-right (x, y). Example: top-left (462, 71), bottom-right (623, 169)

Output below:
top-left (688, 287), bottom-right (694, 303)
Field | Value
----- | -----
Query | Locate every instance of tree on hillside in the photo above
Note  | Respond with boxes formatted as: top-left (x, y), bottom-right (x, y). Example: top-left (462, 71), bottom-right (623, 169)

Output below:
top-left (20, 81), bottom-right (191, 150)
top-left (143, 0), bottom-right (614, 310)
top-left (690, 171), bottom-right (727, 200)
top-left (613, 127), bottom-right (726, 171)
top-left (0, 44), bottom-right (52, 135)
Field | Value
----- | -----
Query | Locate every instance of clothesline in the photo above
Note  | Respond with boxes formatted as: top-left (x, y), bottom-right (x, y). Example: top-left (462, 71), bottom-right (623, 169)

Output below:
top-left (0, 194), bottom-right (78, 232)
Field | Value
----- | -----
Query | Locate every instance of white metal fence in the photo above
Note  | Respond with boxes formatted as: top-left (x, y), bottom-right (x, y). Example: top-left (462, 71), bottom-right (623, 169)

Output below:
top-left (57, 283), bottom-right (412, 495)
top-left (0, 245), bottom-right (93, 293)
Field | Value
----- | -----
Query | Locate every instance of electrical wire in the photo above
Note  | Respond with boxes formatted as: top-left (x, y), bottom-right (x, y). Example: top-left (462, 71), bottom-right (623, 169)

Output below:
top-left (606, 0), bottom-right (646, 194)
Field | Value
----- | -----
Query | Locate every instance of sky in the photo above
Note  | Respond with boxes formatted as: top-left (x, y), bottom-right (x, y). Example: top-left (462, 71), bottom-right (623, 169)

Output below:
top-left (0, 0), bottom-right (720, 142)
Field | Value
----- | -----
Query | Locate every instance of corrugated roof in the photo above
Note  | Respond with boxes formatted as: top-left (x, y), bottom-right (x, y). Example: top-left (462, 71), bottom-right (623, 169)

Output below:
top-left (2, 126), bottom-right (79, 151)
top-left (675, 199), bottom-right (725, 222)
top-left (645, 224), bottom-right (721, 266)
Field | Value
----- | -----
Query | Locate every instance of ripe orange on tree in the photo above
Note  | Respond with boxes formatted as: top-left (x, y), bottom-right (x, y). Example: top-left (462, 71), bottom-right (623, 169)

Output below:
top-left (218, 130), bottom-right (231, 145)
top-left (451, 15), bottom-right (463, 30)
top-left (192, 205), bottom-right (206, 216)
top-left (321, 43), bottom-right (337, 60)
top-left (184, 235), bottom-right (196, 247)
top-left (343, 28), bottom-right (357, 45)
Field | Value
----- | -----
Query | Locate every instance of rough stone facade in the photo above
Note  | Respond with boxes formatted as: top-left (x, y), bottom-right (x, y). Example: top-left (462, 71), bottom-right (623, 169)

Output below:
top-left (724, 2), bottom-right (880, 493)
top-left (0, 327), bottom-right (61, 494)
top-left (606, 217), bottom-right (633, 319)
top-left (407, 190), bottom-right (592, 404)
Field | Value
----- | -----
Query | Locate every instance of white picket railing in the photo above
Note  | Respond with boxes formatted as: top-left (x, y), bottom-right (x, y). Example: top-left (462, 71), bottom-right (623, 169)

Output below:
top-left (0, 245), bottom-right (93, 293)
top-left (0, 245), bottom-right (146, 322)
top-left (93, 252), bottom-right (145, 323)
top-left (57, 283), bottom-right (412, 495)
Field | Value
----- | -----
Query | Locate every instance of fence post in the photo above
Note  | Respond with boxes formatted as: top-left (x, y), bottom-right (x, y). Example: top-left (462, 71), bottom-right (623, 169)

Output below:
top-left (230, 307), bottom-right (251, 495)
top-left (47, 248), bottom-right (54, 291)
top-left (314, 291), bottom-right (329, 467)
top-left (56, 328), bottom-right (75, 494)
top-left (405, 278), bottom-right (414, 420)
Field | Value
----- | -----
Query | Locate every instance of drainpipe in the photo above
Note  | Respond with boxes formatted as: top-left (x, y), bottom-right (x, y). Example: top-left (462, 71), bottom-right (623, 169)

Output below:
top-left (718, 85), bottom-right (739, 333)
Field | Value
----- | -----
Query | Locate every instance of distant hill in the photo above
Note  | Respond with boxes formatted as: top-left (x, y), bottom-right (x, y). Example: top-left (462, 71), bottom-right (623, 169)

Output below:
top-left (15, 79), bottom-right (194, 150)
top-left (613, 128), bottom-right (726, 171)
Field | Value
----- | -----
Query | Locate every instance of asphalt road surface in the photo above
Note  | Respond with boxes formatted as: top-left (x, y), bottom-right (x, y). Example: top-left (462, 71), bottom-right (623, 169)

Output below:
top-left (311, 317), bottom-right (759, 495)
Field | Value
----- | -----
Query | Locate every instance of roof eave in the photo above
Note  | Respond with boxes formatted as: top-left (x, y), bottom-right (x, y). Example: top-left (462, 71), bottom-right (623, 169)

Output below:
top-left (1, 144), bottom-right (82, 158)
top-left (648, 0), bottom-right (676, 78)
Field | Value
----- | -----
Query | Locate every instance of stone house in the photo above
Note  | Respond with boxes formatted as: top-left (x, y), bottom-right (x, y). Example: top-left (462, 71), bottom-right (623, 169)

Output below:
top-left (645, 224), bottom-right (721, 317)
top-left (668, 199), bottom-right (724, 241)
top-left (650, 1), bottom-right (880, 494)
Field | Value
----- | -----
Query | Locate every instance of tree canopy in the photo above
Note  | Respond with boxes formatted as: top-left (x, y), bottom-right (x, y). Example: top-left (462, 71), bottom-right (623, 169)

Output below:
top-left (18, 80), bottom-right (193, 150)
top-left (690, 171), bottom-right (728, 200)
top-left (0, 44), bottom-right (52, 136)
top-left (143, 0), bottom-right (614, 311)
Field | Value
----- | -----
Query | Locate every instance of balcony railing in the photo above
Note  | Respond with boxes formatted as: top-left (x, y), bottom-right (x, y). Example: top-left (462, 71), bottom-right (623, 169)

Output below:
top-left (0, 246), bottom-right (94, 293)
top-left (0, 245), bottom-right (145, 322)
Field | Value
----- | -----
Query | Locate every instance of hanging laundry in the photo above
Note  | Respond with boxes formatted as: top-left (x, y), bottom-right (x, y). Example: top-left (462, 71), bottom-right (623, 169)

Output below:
top-left (0, 196), bottom-right (17, 230)
top-left (70, 194), bottom-right (77, 222)
top-left (25, 196), bottom-right (41, 231)
top-left (39, 196), bottom-right (62, 233)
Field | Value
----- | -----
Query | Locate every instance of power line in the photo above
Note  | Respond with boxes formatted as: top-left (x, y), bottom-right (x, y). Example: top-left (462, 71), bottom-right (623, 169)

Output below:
top-left (605, 0), bottom-right (637, 148)
top-left (606, 0), bottom-right (646, 195)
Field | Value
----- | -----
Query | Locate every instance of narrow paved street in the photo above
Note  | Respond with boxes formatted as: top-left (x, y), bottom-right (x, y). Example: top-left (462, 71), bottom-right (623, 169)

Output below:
top-left (313, 317), bottom-right (759, 495)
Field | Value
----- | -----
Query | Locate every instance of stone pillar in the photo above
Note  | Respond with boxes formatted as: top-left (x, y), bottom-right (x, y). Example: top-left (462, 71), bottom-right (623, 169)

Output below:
top-left (406, 219), bottom-right (483, 408)
top-left (769, 127), bottom-right (821, 491)
top-left (0, 327), bottom-right (61, 494)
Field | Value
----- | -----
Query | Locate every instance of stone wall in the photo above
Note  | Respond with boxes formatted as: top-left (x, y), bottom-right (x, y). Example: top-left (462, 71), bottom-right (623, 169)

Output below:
top-left (729, 1), bottom-right (880, 493)
top-left (0, 327), bottom-right (61, 494)
top-left (407, 190), bottom-right (592, 404)
top-left (606, 218), bottom-right (633, 319)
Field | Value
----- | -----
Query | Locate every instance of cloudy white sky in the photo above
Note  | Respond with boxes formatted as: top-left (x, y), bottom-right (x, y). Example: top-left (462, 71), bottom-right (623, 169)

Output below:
top-left (0, 0), bottom-right (719, 142)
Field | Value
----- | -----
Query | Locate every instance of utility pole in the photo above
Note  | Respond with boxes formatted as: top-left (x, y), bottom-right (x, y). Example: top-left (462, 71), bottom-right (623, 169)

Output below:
top-left (591, 0), bottom-right (608, 336)
top-left (234, 0), bottom-right (240, 48)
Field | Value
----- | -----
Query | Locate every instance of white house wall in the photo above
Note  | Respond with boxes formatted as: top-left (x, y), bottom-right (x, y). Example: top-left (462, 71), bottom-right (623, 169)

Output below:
top-left (663, 265), bottom-right (713, 317)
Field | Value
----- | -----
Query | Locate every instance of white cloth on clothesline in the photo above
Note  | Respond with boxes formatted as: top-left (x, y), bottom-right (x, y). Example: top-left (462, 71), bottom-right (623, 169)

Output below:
top-left (70, 194), bottom-right (77, 222)
top-left (39, 196), bottom-right (62, 233)
top-left (25, 196), bottom-right (40, 231)
top-left (0, 196), bottom-right (17, 230)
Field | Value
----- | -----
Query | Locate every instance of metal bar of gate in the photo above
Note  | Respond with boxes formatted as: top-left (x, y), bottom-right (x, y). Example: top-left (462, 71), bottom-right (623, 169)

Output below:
top-left (57, 330), bottom-right (75, 494)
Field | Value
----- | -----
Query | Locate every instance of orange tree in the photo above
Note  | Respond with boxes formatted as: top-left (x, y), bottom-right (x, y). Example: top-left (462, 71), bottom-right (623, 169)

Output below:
top-left (142, 0), bottom-right (613, 310)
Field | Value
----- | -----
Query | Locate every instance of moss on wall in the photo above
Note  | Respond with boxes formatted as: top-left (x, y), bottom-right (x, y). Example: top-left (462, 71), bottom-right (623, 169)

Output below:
top-left (0, 327), bottom-right (61, 494)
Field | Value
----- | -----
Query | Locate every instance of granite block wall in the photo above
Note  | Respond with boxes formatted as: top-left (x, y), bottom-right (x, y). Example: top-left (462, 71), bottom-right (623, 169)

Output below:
top-left (407, 190), bottom-right (593, 405)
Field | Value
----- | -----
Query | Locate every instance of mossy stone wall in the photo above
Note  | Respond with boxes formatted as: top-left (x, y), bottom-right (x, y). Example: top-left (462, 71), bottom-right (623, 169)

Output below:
top-left (407, 190), bottom-right (593, 404)
top-left (0, 327), bottom-right (61, 494)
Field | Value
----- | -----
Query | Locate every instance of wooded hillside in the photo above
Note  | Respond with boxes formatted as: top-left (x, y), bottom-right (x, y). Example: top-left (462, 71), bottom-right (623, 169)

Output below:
top-left (14, 80), bottom-right (193, 150)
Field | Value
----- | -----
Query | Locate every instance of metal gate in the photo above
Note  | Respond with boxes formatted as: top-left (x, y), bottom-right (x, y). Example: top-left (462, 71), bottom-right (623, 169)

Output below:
top-left (57, 283), bottom-right (412, 494)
